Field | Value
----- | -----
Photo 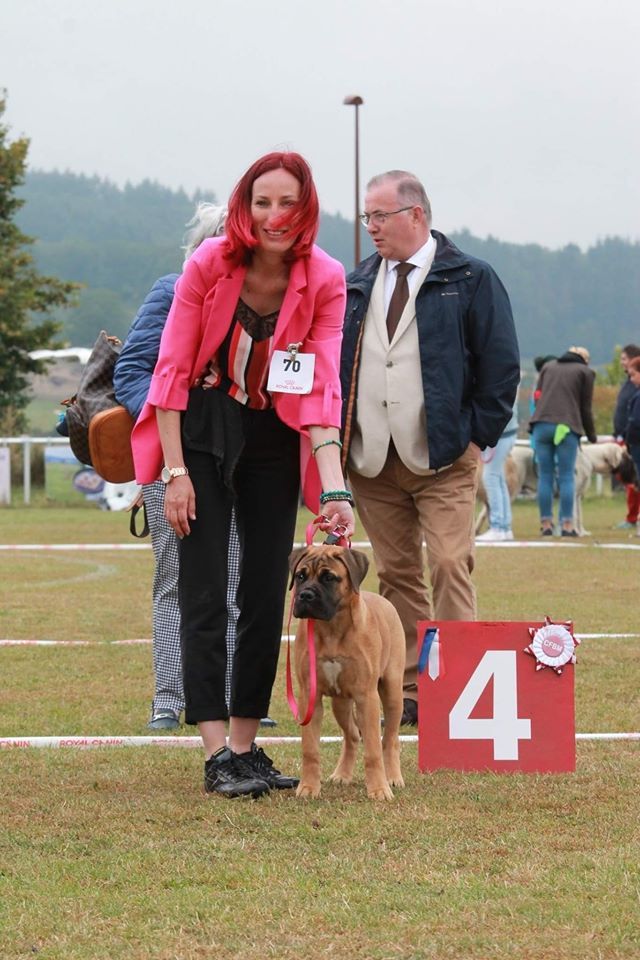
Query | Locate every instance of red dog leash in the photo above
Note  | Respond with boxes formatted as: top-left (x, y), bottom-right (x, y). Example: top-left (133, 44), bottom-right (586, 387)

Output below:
top-left (285, 602), bottom-right (316, 725)
top-left (285, 516), bottom-right (350, 725)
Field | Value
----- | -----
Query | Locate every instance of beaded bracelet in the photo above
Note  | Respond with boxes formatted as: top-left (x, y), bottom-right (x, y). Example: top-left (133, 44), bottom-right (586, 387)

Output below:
top-left (311, 439), bottom-right (343, 457)
top-left (319, 489), bottom-right (354, 506)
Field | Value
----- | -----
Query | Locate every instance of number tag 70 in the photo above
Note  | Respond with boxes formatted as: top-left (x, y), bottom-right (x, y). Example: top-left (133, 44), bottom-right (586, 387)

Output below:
top-left (267, 349), bottom-right (315, 395)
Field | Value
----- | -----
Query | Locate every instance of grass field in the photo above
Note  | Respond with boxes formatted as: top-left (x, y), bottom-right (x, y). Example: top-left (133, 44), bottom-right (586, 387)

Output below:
top-left (1, 496), bottom-right (638, 959)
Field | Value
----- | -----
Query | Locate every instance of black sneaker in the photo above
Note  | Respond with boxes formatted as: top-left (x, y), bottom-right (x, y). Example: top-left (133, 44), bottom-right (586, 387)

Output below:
top-left (400, 697), bottom-right (418, 727)
top-left (204, 747), bottom-right (270, 799)
top-left (236, 743), bottom-right (299, 790)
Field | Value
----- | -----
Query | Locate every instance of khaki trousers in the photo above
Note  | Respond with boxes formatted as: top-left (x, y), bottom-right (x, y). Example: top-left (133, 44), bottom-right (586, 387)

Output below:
top-left (349, 443), bottom-right (479, 698)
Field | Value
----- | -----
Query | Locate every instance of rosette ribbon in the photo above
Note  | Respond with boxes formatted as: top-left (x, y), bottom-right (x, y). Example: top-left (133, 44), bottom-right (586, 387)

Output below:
top-left (524, 617), bottom-right (579, 675)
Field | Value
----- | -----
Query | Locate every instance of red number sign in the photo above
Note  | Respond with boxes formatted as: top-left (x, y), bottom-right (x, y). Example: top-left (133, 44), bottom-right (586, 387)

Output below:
top-left (417, 621), bottom-right (576, 773)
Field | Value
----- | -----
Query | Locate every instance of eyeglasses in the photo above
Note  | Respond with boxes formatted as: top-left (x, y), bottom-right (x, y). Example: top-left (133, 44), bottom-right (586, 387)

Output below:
top-left (359, 206), bottom-right (414, 227)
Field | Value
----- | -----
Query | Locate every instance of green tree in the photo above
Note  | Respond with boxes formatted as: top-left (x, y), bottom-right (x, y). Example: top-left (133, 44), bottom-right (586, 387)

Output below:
top-left (598, 345), bottom-right (624, 387)
top-left (0, 94), bottom-right (78, 432)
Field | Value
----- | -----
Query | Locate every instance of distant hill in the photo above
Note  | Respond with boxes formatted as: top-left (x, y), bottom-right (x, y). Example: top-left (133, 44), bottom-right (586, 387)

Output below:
top-left (16, 170), bottom-right (640, 363)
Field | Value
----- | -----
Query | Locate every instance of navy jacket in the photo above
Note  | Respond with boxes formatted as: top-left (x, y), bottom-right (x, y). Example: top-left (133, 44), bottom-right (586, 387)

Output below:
top-left (114, 274), bottom-right (179, 420)
top-left (613, 377), bottom-right (637, 438)
top-left (340, 230), bottom-right (520, 471)
top-left (625, 388), bottom-right (640, 448)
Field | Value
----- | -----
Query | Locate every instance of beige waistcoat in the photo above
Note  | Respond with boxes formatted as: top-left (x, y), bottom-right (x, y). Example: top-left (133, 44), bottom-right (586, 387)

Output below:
top-left (349, 258), bottom-right (435, 478)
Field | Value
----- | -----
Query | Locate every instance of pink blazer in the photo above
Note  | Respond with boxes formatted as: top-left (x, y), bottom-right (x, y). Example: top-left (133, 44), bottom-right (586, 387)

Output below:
top-left (131, 237), bottom-right (346, 512)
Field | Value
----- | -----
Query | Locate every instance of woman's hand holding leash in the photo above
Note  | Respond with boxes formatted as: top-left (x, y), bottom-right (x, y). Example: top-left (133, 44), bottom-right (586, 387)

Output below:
top-left (308, 426), bottom-right (354, 539)
top-left (317, 502), bottom-right (355, 541)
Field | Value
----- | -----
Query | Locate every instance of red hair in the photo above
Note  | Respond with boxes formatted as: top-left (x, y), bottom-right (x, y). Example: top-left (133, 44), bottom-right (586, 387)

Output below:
top-left (223, 152), bottom-right (319, 264)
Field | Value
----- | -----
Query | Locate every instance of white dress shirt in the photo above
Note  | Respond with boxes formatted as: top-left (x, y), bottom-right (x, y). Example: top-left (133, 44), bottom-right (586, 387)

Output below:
top-left (383, 233), bottom-right (437, 312)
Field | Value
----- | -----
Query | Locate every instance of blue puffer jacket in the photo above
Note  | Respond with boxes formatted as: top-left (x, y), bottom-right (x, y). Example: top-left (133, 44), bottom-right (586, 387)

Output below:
top-left (340, 230), bottom-right (520, 470)
top-left (114, 274), bottom-right (179, 420)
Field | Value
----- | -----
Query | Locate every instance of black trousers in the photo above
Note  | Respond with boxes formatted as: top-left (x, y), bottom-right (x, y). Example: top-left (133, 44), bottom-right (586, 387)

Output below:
top-left (179, 408), bottom-right (300, 724)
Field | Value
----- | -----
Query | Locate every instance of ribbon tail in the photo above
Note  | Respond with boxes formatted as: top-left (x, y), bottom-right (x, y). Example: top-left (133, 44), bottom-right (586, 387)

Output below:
top-left (418, 627), bottom-right (443, 681)
top-left (429, 633), bottom-right (445, 680)
top-left (428, 637), bottom-right (440, 680)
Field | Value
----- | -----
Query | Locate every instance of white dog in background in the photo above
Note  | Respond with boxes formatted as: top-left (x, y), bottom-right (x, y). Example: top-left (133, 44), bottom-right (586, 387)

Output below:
top-left (476, 441), bottom-right (631, 536)
top-left (573, 443), bottom-right (633, 535)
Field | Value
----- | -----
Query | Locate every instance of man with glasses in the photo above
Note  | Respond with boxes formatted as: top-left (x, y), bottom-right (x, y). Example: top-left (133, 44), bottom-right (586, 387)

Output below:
top-left (340, 170), bottom-right (519, 726)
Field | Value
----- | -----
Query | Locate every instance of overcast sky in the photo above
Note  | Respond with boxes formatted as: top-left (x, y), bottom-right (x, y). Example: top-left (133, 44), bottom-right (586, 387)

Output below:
top-left (2, 0), bottom-right (639, 250)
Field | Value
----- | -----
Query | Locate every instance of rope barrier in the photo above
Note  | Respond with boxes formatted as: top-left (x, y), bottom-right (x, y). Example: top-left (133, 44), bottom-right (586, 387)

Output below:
top-left (2, 632), bottom-right (638, 647)
top-left (1, 733), bottom-right (638, 749)
top-left (2, 540), bottom-right (639, 552)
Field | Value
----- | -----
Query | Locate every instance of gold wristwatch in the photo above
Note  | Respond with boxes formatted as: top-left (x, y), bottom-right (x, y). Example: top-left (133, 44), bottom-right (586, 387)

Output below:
top-left (161, 466), bottom-right (189, 484)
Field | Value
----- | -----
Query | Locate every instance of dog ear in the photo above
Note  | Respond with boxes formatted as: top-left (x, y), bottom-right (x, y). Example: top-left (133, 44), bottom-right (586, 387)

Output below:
top-left (337, 549), bottom-right (369, 592)
top-left (616, 452), bottom-right (638, 486)
top-left (288, 546), bottom-right (308, 590)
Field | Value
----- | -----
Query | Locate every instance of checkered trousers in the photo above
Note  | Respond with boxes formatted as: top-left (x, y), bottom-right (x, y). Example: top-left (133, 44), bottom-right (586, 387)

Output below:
top-left (142, 482), bottom-right (240, 717)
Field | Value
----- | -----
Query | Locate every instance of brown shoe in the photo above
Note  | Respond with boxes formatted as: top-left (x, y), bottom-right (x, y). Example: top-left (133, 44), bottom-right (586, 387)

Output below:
top-left (400, 698), bottom-right (418, 727)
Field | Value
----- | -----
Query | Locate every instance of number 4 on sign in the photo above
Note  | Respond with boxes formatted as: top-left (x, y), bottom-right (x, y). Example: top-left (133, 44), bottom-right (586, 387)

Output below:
top-left (417, 621), bottom-right (576, 773)
top-left (449, 651), bottom-right (531, 760)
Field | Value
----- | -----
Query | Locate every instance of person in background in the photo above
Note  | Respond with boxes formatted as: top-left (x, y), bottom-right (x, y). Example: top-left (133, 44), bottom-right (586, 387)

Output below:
top-left (476, 397), bottom-right (519, 542)
top-left (613, 343), bottom-right (640, 530)
top-left (529, 355), bottom-right (556, 464)
top-left (623, 356), bottom-right (640, 536)
top-left (131, 152), bottom-right (354, 798)
top-left (529, 346), bottom-right (597, 537)
top-left (530, 355), bottom-right (556, 414)
top-left (115, 204), bottom-right (276, 731)
top-left (340, 169), bottom-right (519, 727)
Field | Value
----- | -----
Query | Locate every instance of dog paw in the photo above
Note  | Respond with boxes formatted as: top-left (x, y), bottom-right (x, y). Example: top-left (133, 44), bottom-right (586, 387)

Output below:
top-left (329, 770), bottom-right (353, 785)
top-left (296, 782), bottom-right (321, 799)
top-left (387, 774), bottom-right (405, 788)
top-left (367, 783), bottom-right (394, 801)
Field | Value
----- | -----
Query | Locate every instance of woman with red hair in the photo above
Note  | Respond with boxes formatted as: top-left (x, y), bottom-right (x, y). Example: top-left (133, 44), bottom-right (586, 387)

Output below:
top-left (132, 152), bottom-right (353, 798)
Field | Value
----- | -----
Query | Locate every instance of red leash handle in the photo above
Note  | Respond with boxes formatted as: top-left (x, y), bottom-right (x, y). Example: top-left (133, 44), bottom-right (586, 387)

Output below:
top-left (305, 515), bottom-right (351, 548)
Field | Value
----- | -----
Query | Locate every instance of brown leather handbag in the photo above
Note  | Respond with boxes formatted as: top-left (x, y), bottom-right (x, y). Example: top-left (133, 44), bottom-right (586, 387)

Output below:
top-left (88, 405), bottom-right (136, 483)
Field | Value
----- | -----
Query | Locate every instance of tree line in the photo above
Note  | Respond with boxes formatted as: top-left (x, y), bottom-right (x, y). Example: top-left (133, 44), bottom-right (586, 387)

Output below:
top-left (0, 100), bottom-right (77, 432)
top-left (16, 170), bottom-right (639, 364)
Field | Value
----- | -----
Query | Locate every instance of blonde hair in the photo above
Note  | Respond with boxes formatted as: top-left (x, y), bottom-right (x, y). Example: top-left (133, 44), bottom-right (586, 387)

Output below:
top-left (569, 345), bottom-right (590, 364)
top-left (182, 202), bottom-right (227, 262)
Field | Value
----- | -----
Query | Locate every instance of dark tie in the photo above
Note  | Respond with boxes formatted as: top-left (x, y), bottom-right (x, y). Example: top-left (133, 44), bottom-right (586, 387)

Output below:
top-left (386, 262), bottom-right (416, 340)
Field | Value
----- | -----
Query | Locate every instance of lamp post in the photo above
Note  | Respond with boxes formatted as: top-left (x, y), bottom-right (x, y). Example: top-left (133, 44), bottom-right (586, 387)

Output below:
top-left (343, 95), bottom-right (364, 268)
